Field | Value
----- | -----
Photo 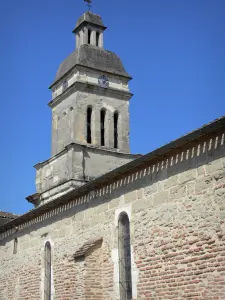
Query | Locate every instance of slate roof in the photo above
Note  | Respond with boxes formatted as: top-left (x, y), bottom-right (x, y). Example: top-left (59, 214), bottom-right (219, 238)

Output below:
top-left (50, 45), bottom-right (131, 88)
top-left (74, 237), bottom-right (103, 258)
top-left (0, 211), bottom-right (18, 220)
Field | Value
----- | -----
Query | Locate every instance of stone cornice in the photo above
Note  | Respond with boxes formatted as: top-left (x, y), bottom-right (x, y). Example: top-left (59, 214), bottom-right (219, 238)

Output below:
top-left (49, 64), bottom-right (132, 89)
top-left (34, 142), bottom-right (140, 170)
top-left (48, 81), bottom-right (133, 109)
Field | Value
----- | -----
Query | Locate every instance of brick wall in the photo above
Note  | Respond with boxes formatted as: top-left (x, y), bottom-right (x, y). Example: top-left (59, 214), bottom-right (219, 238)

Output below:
top-left (85, 241), bottom-right (103, 300)
top-left (0, 131), bottom-right (225, 299)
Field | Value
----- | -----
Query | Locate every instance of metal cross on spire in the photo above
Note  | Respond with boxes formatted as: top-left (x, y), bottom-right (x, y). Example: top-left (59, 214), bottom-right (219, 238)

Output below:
top-left (84, 0), bottom-right (92, 11)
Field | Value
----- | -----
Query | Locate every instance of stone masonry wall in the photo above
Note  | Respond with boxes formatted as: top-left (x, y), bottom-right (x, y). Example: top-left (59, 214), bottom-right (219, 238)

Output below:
top-left (0, 130), bottom-right (225, 300)
top-left (51, 86), bottom-right (130, 156)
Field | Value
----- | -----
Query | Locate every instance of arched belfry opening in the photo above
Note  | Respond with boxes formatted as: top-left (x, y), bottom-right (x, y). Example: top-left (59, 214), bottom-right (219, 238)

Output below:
top-left (87, 106), bottom-right (92, 144)
top-left (100, 109), bottom-right (106, 146)
top-left (88, 29), bottom-right (91, 44)
top-left (114, 112), bottom-right (118, 149)
top-left (96, 32), bottom-right (100, 47)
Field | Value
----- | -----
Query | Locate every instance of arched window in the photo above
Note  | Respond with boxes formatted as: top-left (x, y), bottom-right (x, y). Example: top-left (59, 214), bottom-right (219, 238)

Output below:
top-left (96, 32), bottom-right (100, 47)
top-left (44, 242), bottom-right (51, 300)
top-left (114, 112), bottom-right (118, 149)
top-left (118, 213), bottom-right (132, 300)
top-left (88, 29), bottom-right (91, 44)
top-left (100, 109), bottom-right (106, 146)
top-left (87, 107), bottom-right (92, 144)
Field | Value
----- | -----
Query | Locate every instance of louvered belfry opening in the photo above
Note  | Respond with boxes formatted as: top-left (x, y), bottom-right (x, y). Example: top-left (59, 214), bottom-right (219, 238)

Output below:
top-left (44, 242), bottom-right (51, 300)
top-left (118, 213), bottom-right (132, 300)
top-left (96, 31), bottom-right (100, 47)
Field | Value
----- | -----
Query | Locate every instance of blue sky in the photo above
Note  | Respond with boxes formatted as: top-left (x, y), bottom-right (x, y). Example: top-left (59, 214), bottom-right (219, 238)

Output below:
top-left (0, 0), bottom-right (224, 215)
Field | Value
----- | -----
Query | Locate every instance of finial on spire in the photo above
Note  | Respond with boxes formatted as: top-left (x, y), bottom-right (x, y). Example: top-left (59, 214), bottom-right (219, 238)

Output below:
top-left (84, 0), bottom-right (92, 11)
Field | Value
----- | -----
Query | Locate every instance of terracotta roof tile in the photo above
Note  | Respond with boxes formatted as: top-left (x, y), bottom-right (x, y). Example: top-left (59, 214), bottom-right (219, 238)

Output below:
top-left (0, 211), bottom-right (19, 219)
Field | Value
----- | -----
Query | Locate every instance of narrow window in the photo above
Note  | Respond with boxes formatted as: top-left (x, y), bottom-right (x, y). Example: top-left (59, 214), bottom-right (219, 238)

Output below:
top-left (87, 107), bottom-right (92, 144)
top-left (118, 213), bottom-right (132, 300)
top-left (114, 112), bottom-right (118, 149)
top-left (44, 242), bottom-right (51, 300)
top-left (13, 238), bottom-right (18, 254)
top-left (100, 109), bottom-right (106, 146)
top-left (96, 32), bottom-right (100, 47)
top-left (88, 29), bottom-right (91, 44)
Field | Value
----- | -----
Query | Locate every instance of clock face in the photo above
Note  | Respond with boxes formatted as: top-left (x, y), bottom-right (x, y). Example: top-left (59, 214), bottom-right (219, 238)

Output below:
top-left (98, 75), bottom-right (109, 88)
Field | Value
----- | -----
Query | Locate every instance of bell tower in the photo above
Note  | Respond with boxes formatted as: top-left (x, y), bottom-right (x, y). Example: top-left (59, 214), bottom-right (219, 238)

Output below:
top-left (49, 11), bottom-right (132, 156)
top-left (27, 12), bottom-right (140, 207)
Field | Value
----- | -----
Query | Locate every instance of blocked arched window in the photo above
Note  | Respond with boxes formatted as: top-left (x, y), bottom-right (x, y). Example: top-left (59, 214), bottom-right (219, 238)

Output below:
top-left (96, 32), bottom-right (100, 47)
top-left (100, 109), bottom-right (106, 146)
top-left (44, 242), bottom-right (51, 300)
top-left (87, 107), bottom-right (92, 144)
top-left (114, 112), bottom-right (118, 149)
top-left (118, 213), bottom-right (132, 300)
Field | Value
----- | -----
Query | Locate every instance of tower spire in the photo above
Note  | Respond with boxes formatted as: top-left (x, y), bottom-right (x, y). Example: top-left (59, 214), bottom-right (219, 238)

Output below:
top-left (84, 0), bottom-right (92, 11)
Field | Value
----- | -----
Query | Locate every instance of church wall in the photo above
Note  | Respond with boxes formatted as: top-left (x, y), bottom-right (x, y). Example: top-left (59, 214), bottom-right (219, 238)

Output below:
top-left (0, 130), bottom-right (225, 300)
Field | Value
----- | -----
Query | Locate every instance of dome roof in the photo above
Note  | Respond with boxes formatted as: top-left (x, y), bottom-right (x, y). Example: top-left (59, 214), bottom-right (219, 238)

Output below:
top-left (50, 45), bottom-right (131, 87)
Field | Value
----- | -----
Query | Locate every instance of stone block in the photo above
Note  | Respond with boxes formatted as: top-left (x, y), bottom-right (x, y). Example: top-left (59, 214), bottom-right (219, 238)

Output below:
top-left (58, 227), bottom-right (66, 238)
top-left (169, 184), bottom-right (186, 199)
top-left (197, 166), bottom-right (205, 176)
top-left (108, 197), bottom-right (120, 209)
top-left (95, 202), bottom-right (108, 214)
top-left (144, 183), bottom-right (158, 197)
top-left (186, 181), bottom-right (195, 196)
top-left (147, 209), bottom-right (159, 221)
top-left (137, 188), bottom-right (144, 200)
top-left (153, 191), bottom-right (168, 206)
top-left (132, 198), bottom-right (153, 213)
top-left (85, 207), bottom-right (95, 219)
top-left (213, 170), bottom-right (225, 185)
top-left (91, 213), bottom-right (105, 225)
top-left (195, 175), bottom-right (213, 194)
top-left (21, 241), bottom-right (30, 250)
top-left (124, 190), bottom-right (137, 204)
top-left (206, 158), bottom-right (223, 174)
top-left (164, 175), bottom-right (179, 189)
top-left (73, 211), bottom-right (84, 221)
top-left (180, 169), bottom-right (197, 184)
top-left (222, 157), bottom-right (225, 167)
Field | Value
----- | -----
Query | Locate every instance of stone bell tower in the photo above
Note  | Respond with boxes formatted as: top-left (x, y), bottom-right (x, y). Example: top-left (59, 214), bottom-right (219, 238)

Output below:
top-left (26, 12), bottom-right (140, 207)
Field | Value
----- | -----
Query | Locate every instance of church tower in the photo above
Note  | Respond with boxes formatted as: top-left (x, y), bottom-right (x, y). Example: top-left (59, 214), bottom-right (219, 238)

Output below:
top-left (49, 12), bottom-right (132, 155)
top-left (27, 12), bottom-right (140, 207)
